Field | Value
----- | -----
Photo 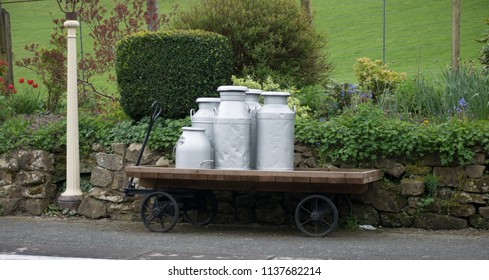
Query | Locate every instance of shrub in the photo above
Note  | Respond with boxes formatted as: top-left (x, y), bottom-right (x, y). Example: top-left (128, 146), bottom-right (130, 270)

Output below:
top-left (354, 57), bottom-right (407, 101)
top-left (116, 29), bottom-right (233, 121)
top-left (173, 0), bottom-right (332, 87)
top-left (295, 103), bottom-right (489, 166)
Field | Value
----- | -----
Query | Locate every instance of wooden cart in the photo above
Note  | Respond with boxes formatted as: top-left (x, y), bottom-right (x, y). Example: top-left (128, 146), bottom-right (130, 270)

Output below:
top-left (125, 166), bottom-right (381, 237)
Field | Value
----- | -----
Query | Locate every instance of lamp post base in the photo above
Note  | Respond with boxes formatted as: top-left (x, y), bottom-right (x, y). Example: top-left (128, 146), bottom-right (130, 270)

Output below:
top-left (57, 195), bottom-right (82, 210)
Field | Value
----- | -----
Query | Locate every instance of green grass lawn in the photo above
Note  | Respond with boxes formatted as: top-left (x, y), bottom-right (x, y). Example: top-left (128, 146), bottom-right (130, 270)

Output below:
top-left (4, 0), bottom-right (488, 87)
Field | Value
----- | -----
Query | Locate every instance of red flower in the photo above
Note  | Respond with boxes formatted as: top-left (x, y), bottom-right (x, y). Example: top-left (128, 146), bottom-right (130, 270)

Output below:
top-left (19, 78), bottom-right (24, 83)
top-left (13, 89), bottom-right (17, 94)
top-left (8, 84), bottom-right (14, 89)
top-left (27, 79), bottom-right (33, 85)
top-left (0, 77), bottom-right (3, 82)
top-left (33, 83), bottom-right (39, 88)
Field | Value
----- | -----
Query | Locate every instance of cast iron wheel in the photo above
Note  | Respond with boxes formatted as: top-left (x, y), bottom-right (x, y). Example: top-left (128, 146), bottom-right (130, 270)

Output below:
top-left (294, 195), bottom-right (338, 237)
top-left (329, 194), bottom-right (353, 226)
top-left (140, 191), bottom-right (179, 232)
top-left (182, 191), bottom-right (218, 226)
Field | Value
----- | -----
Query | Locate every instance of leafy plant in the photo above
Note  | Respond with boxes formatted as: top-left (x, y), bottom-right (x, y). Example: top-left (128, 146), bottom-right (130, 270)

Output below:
top-left (295, 103), bottom-right (489, 166)
top-left (354, 57), bottom-right (407, 101)
top-left (173, 0), bottom-right (332, 87)
top-left (424, 174), bottom-right (439, 197)
top-left (344, 216), bottom-right (359, 231)
top-left (5, 78), bottom-right (44, 114)
top-left (43, 204), bottom-right (61, 217)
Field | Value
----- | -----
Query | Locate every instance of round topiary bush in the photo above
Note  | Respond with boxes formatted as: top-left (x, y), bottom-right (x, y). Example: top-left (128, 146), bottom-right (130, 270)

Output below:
top-left (116, 30), bottom-right (233, 121)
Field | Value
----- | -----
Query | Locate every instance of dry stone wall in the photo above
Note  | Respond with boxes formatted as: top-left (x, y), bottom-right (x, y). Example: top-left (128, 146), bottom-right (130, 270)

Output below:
top-left (1, 143), bottom-right (488, 230)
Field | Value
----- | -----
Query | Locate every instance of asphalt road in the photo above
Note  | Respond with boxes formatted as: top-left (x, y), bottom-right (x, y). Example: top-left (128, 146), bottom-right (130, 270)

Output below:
top-left (1, 216), bottom-right (488, 260)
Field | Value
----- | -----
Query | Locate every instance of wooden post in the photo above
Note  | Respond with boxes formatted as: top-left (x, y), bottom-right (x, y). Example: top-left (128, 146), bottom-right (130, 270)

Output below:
top-left (452, 0), bottom-right (460, 71)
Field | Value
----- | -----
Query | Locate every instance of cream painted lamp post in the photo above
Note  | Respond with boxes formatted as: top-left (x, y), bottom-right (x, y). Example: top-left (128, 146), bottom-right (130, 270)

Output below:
top-left (56, 0), bottom-right (84, 209)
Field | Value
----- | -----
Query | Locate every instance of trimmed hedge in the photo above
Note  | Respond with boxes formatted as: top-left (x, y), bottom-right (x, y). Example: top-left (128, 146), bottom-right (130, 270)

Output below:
top-left (116, 30), bottom-right (233, 121)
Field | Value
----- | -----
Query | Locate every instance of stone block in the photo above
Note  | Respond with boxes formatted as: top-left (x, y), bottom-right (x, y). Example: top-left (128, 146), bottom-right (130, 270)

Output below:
top-left (380, 211), bottom-right (414, 227)
top-left (15, 170), bottom-right (46, 186)
top-left (479, 206), bottom-right (489, 219)
top-left (463, 177), bottom-right (489, 193)
top-left (23, 183), bottom-right (56, 199)
top-left (90, 166), bottom-right (113, 188)
top-left (433, 167), bottom-right (465, 187)
top-left (370, 183), bottom-right (407, 212)
top-left (18, 150), bottom-right (54, 171)
top-left (465, 165), bottom-right (486, 179)
top-left (352, 203), bottom-right (380, 226)
top-left (413, 213), bottom-right (467, 230)
top-left (379, 159), bottom-right (405, 178)
top-left (155, 157), bottom-right (171, 167)
top-left (0, 198), bottom-right (20, 214)
top-left (111, 143), bottom-right (127, 156)
top-left (469, 214), bottom-right (489, 229)
top-left (400, 177), bottom-right (425, 196)
top-left (125, 143), bottom-right (159, 165)
top-left (95, 153), bottom-right (124, 171)
top-left (78, 197), bottom-right (107, 219)
top-left (24, 199), bottom-right (50, 216)
top-left (473, 153), bottom-right (486, 165)
top-left (88, 187), bottom-right (124, 203)
top-left (0, 153), bottom-right (19, 171)
top-left (452, 191), bottom-right (486, 204)
top-left (0, 170), bottom-right (13, 186)
top-left (0, 185), bottom-right (22, 198)
top-left (237, 208), bottom-right (255, 224)
top-left (405, 164), bottom-right (432, 175)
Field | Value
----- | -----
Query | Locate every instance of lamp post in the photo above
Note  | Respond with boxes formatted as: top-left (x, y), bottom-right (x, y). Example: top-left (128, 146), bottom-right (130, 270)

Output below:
top-left (56, 0), bottom-right (84, 210)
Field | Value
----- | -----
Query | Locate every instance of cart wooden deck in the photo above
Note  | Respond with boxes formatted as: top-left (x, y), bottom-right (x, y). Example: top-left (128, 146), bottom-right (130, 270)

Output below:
top-left (125, 166), bottom-right (381, 194)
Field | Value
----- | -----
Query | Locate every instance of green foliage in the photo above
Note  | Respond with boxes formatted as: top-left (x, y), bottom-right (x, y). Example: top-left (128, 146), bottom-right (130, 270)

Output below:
top-left (0, 95), bottom-right (14, 122)
top-left (354, 58), bottom-right (407, 101)
top-left (173, 0), bottom-right (332, 87)
top-left (344, 216), bottom-right (360, 231)
top-left (295, 103), bottom-right (489, 166)
top-left (395, 67), bottom-right (489, 122)
top-left (116, 29), bottom-right (233, 121)
top-left (0, 116), bottom-right (32, 153)
top-left (232, 75), bottom-right (311, 119)
top-left (478, 18), bottom-right (489, 74)
top-left (424, 174), bottom-right (439, 197)
top-left (42, 204), bottom-right (62, 217)
top-left (110, 117), bottom-right (190, 153)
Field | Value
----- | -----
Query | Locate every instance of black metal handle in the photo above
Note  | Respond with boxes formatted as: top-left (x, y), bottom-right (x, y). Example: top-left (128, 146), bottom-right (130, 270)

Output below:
top-left (126, 101), bottom-right (162, 190)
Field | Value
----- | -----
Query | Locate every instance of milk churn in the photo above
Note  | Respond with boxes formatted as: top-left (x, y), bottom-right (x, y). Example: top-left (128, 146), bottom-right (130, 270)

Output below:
top-left (213, 85), bottom-right (251, 170)
top-left (256, 91), bottom-right (295, 170)
top-left (190, 97), bottom-right (220, 146)
top-left (245, 89), bottom-right (262, 169)
top-left (175, 127), bottom-right (213, 169)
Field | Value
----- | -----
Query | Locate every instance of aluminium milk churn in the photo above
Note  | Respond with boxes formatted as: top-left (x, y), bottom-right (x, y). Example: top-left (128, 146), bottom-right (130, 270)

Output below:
top-left (190, 97), bottom-right (220, 146)
top-left (175, 127), bottom-right (213, 169)
top-left (213, 85), bottom-right (251, 170)
top-left (256, 91), bottom-right (295, 170)
top-left (245, 89), bottom-right (262, 170)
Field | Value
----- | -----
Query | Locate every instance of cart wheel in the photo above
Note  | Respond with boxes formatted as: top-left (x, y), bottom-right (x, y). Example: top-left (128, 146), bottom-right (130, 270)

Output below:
top-left (183, 191), bottom-right (218, 226)
top-left (140, 191), bottom-right (179, 232)
top-left (295, 195), bottom-right (338, 237)
top-left (330, 194), bottom-right (353, 226)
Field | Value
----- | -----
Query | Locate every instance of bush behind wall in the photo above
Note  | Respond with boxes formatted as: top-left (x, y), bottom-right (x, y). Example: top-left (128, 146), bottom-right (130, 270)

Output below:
top-left (116, 30), bottom-right (233, 121)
